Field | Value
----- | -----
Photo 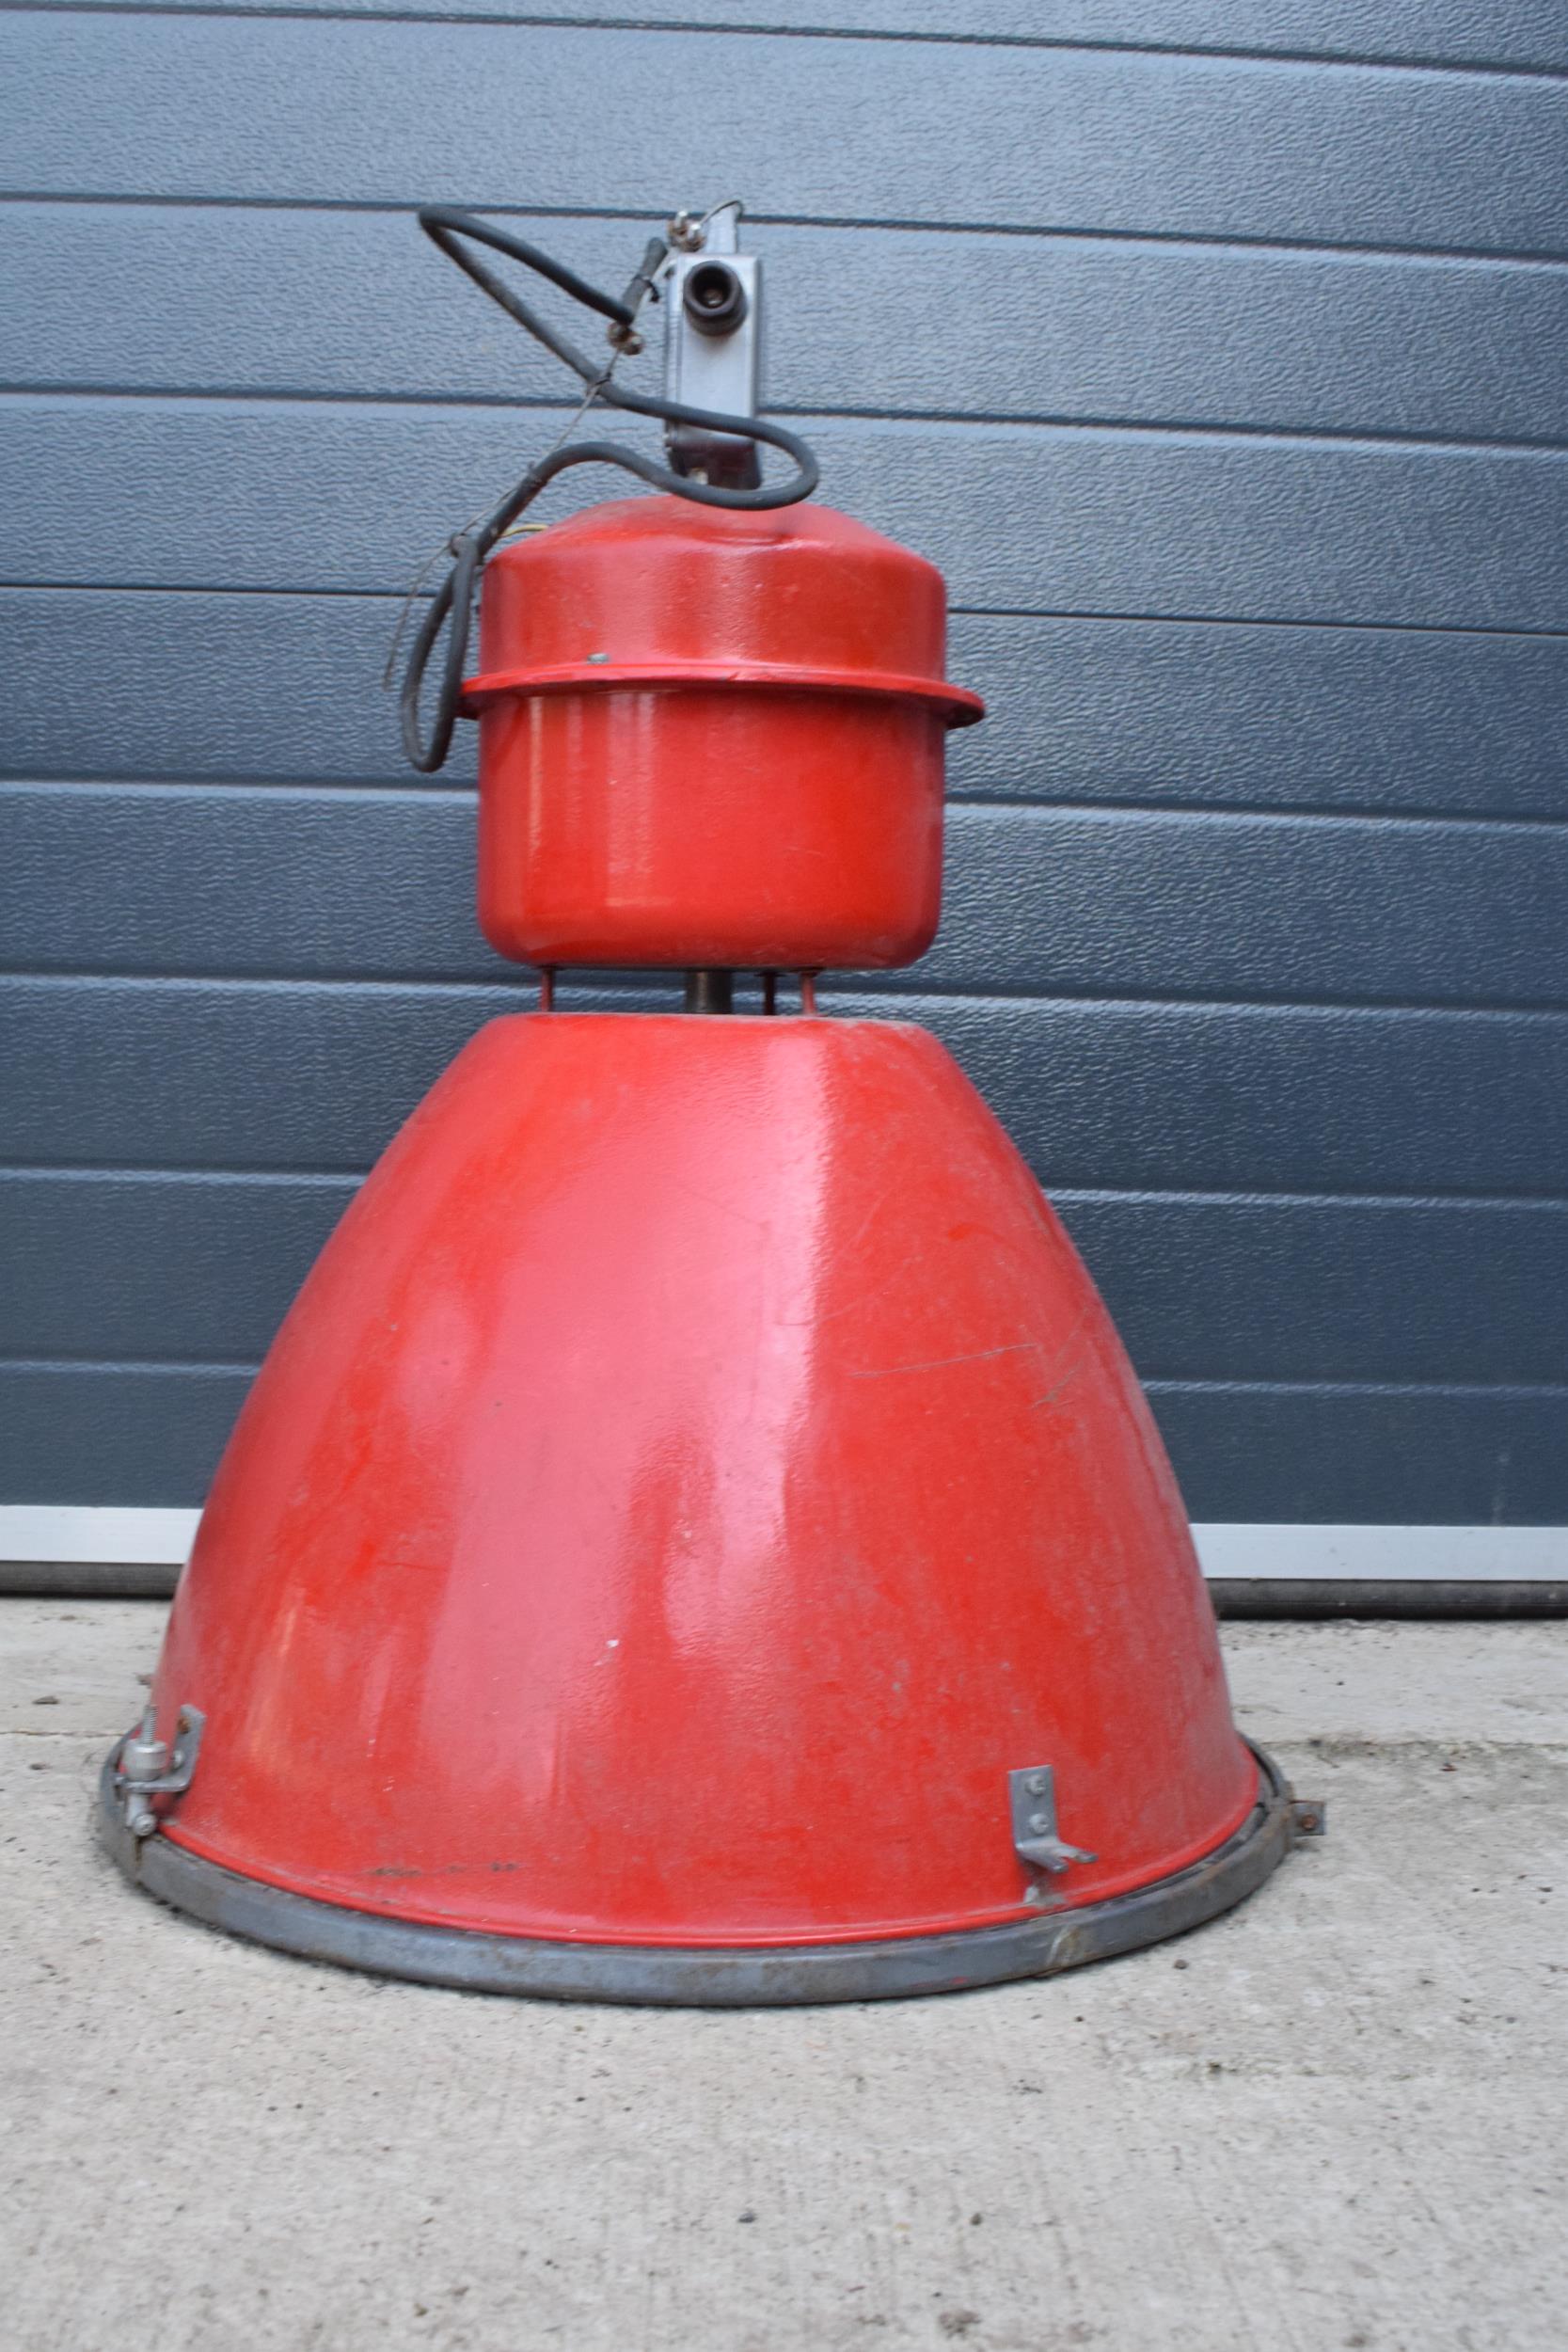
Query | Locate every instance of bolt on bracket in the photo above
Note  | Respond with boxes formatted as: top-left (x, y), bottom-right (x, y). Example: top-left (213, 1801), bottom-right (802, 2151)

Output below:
top-left (1288, 1796), bottom-right (1328, 1838)
top-left (1008, 1765), bottom-right (1097, 1877)
top-left (112, 1704), bottom-right (205, 1839)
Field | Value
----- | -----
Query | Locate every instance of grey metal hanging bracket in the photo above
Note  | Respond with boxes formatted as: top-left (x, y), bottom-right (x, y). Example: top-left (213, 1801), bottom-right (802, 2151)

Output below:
top-left (1009, 1764), bottom-right (1097, 1876)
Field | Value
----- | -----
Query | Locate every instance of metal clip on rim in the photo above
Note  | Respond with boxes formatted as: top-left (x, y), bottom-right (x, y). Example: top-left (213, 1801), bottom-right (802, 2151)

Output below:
top-left (111, 1704), bottom-right (206, 1839)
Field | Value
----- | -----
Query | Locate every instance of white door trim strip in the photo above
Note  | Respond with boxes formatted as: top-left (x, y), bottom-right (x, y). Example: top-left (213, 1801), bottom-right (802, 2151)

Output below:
top-left (0, 1507), bottom-right (1562, 1580)
top-left (1195, 1523), bottom-right (1566, 1581)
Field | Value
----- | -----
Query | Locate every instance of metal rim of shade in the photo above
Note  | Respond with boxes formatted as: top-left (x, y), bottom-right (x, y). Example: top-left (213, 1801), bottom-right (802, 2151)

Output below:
top-left (98, 1741), bottom-right (1299, 2008)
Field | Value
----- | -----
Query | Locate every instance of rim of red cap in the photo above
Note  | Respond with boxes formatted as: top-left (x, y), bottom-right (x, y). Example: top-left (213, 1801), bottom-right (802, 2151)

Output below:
top-left (460, 657), bottom-right (986, 727)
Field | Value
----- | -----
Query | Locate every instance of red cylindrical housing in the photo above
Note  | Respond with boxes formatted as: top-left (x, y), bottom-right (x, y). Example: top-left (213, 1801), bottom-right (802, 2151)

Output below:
top-left (463, 498), bottom-right (983, 971)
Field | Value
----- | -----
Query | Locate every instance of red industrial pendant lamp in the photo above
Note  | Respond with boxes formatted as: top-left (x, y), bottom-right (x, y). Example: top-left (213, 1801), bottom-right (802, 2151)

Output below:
top-left (102, 200), bottom-right (1322, 2001)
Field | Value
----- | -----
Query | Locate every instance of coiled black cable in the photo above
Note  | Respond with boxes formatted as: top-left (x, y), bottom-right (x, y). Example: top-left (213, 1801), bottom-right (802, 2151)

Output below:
top-left (397, 205), bottom-right (821, 773)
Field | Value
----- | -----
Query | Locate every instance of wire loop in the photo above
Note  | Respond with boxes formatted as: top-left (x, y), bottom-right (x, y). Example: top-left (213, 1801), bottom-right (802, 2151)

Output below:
top-left (397, 206), bottom-right (820, 773)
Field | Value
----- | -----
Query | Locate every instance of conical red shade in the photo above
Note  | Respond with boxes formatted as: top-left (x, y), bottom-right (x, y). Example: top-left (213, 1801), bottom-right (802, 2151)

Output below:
top-left (132, 1013), bottom-right (1267, 1984)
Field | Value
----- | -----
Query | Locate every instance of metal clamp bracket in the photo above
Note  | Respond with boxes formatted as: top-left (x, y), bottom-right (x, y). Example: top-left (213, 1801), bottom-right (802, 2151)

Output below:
top-left (1289, 1796), bottom-right (1328, 1838)
top-left (661, 200), bottom-right (763, 489)
top-left (1009, 1765), bottom-right (1097, 1877)
top-left (112, 1704), bottom-right (205, 1839)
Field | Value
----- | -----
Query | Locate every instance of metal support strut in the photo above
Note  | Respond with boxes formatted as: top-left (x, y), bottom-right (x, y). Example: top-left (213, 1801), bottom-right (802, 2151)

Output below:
top-left (684, 971), bottom-right (735, 1014)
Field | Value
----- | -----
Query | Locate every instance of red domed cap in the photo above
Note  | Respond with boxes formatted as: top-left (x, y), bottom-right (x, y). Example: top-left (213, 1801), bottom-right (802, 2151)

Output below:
top-left (463, 498), bottom-right (982, 971)
top-left (466, 497), bottom-right (983, 725)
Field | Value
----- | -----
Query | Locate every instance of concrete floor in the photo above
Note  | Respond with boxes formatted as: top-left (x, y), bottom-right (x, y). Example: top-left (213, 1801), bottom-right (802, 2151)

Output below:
top-left (3, 1603), bottom-right (1564, 2352)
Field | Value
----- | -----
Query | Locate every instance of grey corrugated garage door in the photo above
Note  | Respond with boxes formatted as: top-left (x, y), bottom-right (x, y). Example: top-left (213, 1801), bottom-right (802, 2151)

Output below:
top-left (1, 2), bottom-right (1565, 1541)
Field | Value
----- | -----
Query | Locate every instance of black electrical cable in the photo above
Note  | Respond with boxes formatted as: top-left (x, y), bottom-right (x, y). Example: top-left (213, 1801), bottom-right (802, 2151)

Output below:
top-left (398, 205), bottom-right (821, 773)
